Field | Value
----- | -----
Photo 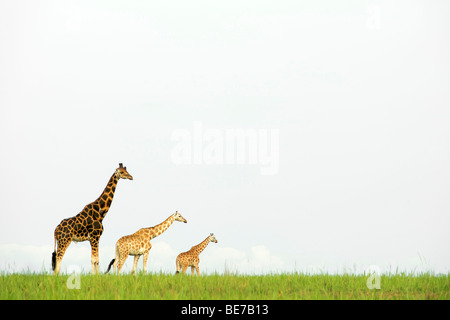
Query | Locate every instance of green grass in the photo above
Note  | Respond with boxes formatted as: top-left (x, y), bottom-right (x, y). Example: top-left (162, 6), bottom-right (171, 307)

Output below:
top-left (1, 272), bottom-right (448, 300)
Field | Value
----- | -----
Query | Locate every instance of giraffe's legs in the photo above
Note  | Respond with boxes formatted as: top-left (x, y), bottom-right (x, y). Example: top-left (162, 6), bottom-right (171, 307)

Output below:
top-left (90, 249), bottom-right (99, 275)
top-left (112, 259), bottom-right (117, 274)
top-left (131, 255), bottom-right (140, 274)
top-left (89, 226), bottom-right (103, 275)
top-left (89, 237), bottom-right (100, 275)
top-left (195, 265), bottom-right (200, 276)
top-left (117, 256), bottom-right (127, 275)
top-left (181, 265), bottom-right (188, 274)
top-left (54, 237), bottom-right (71, 275)
top-left (191, 266), bottom-right (195, 275)
top-left (112, 246), bottom-right (120, 274)
top-left (142, 252), bottom-right (149, 274)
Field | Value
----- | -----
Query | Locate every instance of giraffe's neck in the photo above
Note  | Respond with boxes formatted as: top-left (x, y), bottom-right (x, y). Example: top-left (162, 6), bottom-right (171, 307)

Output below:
top-left (95, 173), bottom-right (119, 216)
top-left (149, 215), bottom-right (175, 239)
top-left (191, 236), bottom-right (211, 255)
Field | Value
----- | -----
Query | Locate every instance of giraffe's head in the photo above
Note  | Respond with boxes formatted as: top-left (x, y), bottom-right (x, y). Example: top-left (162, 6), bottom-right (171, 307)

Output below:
top-left (115, 163), bottom-right (133, 180)
top-left (173, 211), bottom-right (187, 223)
top-left (209, 233), bottom-right (218, 243)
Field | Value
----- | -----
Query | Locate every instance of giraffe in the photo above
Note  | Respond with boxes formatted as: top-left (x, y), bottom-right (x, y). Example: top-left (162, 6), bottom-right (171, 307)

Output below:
top-left (106, 211), bottom-right (187, 275)
top-left (175, 233), bottom-right (218, 276)
top-left (52, 163), bottom-right (133, 275)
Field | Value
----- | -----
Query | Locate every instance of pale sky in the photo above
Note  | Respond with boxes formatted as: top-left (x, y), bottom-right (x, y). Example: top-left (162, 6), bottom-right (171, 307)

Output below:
top-left (0, 0), bottom-right (449, 274)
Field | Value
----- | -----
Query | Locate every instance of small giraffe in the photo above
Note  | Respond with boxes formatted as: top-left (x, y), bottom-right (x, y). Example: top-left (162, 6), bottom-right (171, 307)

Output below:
top-left (52, 163), bottom-right (133, 275)
top-left (106, 211), bottom-right (187, 275)
top-left (176, 233), bottom-right (218, 276)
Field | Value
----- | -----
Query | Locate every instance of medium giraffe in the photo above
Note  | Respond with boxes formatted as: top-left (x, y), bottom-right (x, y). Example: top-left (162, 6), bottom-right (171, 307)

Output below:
top-left (176, 233), bottom-right (218, 276)
top-left (106, 211), bottom-right (187, 275)
top-left (52, 163), bottom-right (133, 275)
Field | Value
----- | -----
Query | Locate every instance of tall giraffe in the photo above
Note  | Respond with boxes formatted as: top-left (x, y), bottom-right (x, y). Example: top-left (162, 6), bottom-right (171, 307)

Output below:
top-left (106, 211), bottom-right (187, 275)
top-left (52, 163), bottom-right (133, 275)
top-left (176, 233), bottom-right (218, 276)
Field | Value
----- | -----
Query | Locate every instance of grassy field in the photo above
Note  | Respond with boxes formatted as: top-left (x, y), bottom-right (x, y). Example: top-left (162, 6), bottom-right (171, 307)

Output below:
top-left (1, 272), bottom-right (448, 300)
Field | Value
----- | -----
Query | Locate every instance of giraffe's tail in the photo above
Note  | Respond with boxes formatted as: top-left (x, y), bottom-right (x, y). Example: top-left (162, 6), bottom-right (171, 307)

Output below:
top-left (51, 252), bottom-right (56, 271)
top-left (175, 256), bottom-right (181, 274)
top-left (105, 259), bottom-right (115, 274)
top-left (51, 237), bottom-right (57, 271)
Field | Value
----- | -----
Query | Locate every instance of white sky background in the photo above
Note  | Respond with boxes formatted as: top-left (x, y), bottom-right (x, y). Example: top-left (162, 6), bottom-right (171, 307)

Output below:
top-left (0, 0), bottom-right (449, 274)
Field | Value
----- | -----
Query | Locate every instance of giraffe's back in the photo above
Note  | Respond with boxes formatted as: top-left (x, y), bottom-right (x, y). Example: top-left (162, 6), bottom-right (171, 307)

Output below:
top-left (54, 216), bottom-right (77, 239)
top-left (177, 251), bottom-right (199, 266)
top-left (117, 229), bottom-right (152, 256)
top-left (55, 209), bottom-right (102, 243)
